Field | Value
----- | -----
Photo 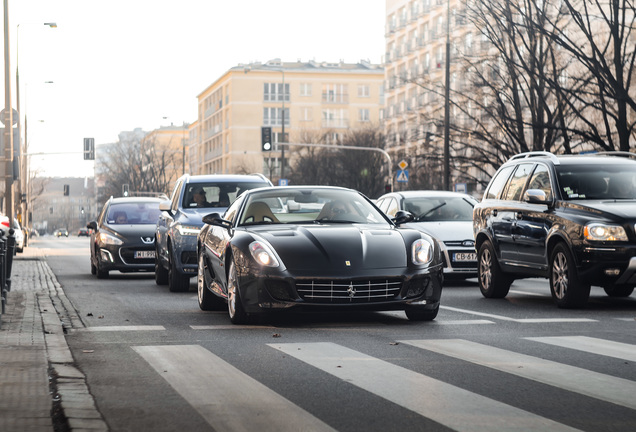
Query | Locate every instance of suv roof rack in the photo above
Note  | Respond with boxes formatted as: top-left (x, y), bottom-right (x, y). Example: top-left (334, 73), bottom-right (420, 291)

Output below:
top-left (593, 151), bottom-right (636, 159)
top-left (509, 151), bottom-right (560, 164)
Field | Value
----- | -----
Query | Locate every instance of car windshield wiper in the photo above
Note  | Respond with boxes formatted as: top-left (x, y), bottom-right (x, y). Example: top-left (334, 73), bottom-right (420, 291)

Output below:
top-left (314, 218), bottom-right (358, 224)
top-left (417, 202), bottom-right (446, 221)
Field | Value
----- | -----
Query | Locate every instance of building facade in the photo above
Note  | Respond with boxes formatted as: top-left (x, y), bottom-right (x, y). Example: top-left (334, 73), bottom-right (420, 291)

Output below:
top-left (190, 59), bottom-right (385, 183)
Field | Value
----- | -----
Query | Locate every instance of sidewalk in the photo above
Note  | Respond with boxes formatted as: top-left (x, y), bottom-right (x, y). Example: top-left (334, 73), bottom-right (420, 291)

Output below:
top-left (0, 244), bottom-right (108, 432)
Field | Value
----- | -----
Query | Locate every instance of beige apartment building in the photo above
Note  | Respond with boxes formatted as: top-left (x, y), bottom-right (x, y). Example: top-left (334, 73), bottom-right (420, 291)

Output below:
top-left (142, 123), bottom-right (189, 181)
top-left (189, 59), bottom-right (385, 183)
top-left (384, 0), bottom-right (479, 192)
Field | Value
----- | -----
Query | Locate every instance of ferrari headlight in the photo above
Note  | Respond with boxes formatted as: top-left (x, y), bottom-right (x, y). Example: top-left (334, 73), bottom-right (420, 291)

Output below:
top-left (98, 232), bottom-right (123, 246)
top-left (412, 238), bottom-right (434, 265)
top-left (584, 223), bottom-right (627, 241)
top-left (177, 224), bottom-right (200, 236)
top-left (249, 241), bottom-right (280, 267)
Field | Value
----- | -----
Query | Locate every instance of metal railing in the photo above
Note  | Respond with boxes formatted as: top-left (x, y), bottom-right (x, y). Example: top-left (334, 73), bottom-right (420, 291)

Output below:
top-left (0, 228), bottom-right (17, 326)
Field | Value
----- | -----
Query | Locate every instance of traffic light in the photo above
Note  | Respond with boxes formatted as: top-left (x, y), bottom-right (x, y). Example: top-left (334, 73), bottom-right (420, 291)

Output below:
top-left (83, 138), bottom-right (95, 160)
top-left (63, 184), bottom-right (69, 196)
top-left (385, 184), bottom-right (391, 193)
top-left (122, 184), bottom-right (129, 197)
top-left (261, 127), bottom-right (272, 151)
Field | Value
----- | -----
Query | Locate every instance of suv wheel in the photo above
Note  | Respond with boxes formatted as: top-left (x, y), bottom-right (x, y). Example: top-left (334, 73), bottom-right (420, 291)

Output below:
top-left (478, 240), bottom-right (512, 298)
top-left (549, 243), bottom-right (590, 308)
top-left (155, 246), bottom-right (168, 286)
top-left (168, 246), bottom-right (190, 292)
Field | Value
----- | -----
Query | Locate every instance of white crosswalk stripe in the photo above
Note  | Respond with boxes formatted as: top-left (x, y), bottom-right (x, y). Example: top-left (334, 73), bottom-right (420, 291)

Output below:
top-left (131, 336), bottom-right (636, 432)
top-left (525, 336), bottom-right (636, 362)
top-left (268, 342), bottom-right (582, 432)
top-left (133, 344), bottom-right (335, 432)
top-left (401, 339), bottom-right (636, 411)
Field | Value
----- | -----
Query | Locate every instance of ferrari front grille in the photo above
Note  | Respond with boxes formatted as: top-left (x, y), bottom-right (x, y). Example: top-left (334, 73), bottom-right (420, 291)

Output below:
top-left (295, 279), bottom-right (402, 304)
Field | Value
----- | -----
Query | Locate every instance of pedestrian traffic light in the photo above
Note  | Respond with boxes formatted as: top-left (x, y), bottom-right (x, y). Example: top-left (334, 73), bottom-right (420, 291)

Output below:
top-left (63, 184), bottom-right (69, 196)
top-left (261, 127), bottom-right (272, 151)
top-left (385, 184), bottom-right (391, 193)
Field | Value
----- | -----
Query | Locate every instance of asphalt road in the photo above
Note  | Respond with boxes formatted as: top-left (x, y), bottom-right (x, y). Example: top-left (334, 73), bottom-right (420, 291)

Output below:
top-left (34, 235), bottom-right (636, 432)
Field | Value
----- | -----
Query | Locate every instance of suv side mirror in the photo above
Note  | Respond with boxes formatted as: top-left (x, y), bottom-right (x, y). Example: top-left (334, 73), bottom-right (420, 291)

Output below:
top-left (202, 213), bottom-right (232, 229)
top-left (87, 221), bottom-right (98, 231)
top-left (392, 210), bottom-right (415, 226)
top-left (524, 189), bottom-right (552, 206)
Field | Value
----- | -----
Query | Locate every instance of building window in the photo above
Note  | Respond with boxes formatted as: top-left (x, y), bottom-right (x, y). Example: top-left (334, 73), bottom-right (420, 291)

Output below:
top-left (359, 109), bottom-right (370, 122)
top-left (263, 107), bottom-right (290, 126)
top-left (322, 84), bottom-right (349, 104)
top-left (300, 107), bottom-right (313, 121)
top-left (322, 109), bottom-right (348, 128)
top-left (263, 82), bottom-right (290, 102)
top-left (300, 83), bottom-right (312, 96)
top-left (357, 85), bottom-right (370, 97)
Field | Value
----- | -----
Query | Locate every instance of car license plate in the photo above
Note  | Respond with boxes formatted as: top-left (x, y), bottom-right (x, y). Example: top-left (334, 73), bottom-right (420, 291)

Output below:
top-left (453, 252), bottom-right (476, 262)
top-left (134, 250), bottom-right (155, 259)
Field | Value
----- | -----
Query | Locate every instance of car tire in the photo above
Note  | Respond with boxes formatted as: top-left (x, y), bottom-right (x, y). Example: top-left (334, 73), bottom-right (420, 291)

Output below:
top-left (549, 243), bottom-right (590, 308)
top-left (96, 260), bottom-right (109, 279)
top-left (155, 246), bottom-right (168, 286)
top-left (405, 305), bottom-right (438, 321)
top-left (227, 260), bottom-right (249, 324)
top-left (603, 284), bottom-right (634, 297)
top-left (478, 240), bottom-right (512, 298)
top-left (197, 252), bottom-right (224, 311)
top-left (168, 246), bottom-right (190, 292)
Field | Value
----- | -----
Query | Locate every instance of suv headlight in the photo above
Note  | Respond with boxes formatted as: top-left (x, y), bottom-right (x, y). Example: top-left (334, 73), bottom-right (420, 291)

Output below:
top-left (98, 232), bottom-right (123, 245)
top-left (176, 224), bottom-right (200, 236)
top-left (412, 238), bottom-right (434, 265)
top-left (584, 223), bottom-right (628, 241)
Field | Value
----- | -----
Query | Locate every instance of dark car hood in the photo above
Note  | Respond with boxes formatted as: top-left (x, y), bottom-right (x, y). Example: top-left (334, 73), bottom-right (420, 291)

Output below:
top-left (180, 207), bottom-right (228, 226)
top-left (105, 224), bottom-right (157, 239)
top-left (565, 200), bottom-right (636, 220)
top-left (248, 224), bottom-right (408, 271)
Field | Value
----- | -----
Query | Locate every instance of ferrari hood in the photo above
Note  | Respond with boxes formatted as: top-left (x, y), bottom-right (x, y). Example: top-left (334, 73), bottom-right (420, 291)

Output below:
top-left (251, 224), bottom-right (409, 271)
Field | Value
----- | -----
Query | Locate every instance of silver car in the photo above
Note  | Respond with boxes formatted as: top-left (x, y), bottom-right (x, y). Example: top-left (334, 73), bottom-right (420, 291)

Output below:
top-left (376, 190), bottom-right (478, 280)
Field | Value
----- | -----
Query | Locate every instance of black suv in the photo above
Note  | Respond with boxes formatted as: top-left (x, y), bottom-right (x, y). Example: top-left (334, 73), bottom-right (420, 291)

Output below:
top-left (473, 151), bottom-right (636, 308)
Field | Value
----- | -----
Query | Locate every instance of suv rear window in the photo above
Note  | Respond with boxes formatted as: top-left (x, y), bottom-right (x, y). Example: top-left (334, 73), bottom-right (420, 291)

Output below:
top-left (557, 164), bottom-right (636, 200)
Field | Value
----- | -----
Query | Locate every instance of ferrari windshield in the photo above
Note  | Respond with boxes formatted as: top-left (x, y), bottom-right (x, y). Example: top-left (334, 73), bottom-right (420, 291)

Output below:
top-left (238, 188), bottom-right (388, 226)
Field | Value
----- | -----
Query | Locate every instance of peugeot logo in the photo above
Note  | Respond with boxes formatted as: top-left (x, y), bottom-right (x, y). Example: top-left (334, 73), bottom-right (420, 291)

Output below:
top-left (462, 240), bottom-right (475, 247)
top-left (141, 236), bottom-right (155, 244)
top-left (347, 282), bottom-right (356, 298)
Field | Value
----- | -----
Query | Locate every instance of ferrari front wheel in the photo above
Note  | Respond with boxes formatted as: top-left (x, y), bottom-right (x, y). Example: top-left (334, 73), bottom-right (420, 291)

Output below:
top-left (227, 261), bottom-right (249, 324)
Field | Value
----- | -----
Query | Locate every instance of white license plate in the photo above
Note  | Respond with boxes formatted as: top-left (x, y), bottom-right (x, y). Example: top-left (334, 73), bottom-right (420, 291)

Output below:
top-left (453, 252), bottom-right (476, 262)
top-left (134, 250), bottom-right (155, 259)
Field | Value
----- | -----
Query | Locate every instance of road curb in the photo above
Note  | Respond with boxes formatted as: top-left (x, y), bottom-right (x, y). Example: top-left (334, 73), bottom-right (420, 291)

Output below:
top-left (34, 257), bottom-right (109, 431)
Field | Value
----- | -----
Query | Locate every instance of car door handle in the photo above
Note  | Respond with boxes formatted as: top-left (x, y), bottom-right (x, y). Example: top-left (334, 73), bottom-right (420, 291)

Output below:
top-left (492, 209), bottom-right (498, 217)
top-left (516, 212), bottom-right (523, 220)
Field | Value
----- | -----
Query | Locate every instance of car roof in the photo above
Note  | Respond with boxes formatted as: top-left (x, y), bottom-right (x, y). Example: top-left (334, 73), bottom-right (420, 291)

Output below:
top-left (182, 174), bottom-right (272, 184)
top-left (109, 196), bottom-right (164, 204)
top-left (245, 185), bottom-right (357, 194)
top-left (506, 151), bottom-right (636, 167)
top-left (381, 190), bottom-right (474, 199)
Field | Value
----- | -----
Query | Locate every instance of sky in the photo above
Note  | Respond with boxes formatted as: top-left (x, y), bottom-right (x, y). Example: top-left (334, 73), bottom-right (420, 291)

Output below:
top-left (3, 0), bottom-right (386, 177)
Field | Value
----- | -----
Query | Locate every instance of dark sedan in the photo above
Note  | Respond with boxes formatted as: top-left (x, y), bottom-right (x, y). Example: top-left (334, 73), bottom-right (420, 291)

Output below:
top-left (88, 196), bottom-right (163, 278)
top-left (196, 186), bottom-right (444, 324)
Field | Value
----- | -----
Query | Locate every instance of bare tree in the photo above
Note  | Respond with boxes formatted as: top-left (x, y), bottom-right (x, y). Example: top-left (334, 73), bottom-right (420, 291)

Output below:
top-left (534, 0), bottom-right (636, 150)
top-left (287, 127), bottom-right (387, 197)
top-left (97, 133), bottom-right (182, 202)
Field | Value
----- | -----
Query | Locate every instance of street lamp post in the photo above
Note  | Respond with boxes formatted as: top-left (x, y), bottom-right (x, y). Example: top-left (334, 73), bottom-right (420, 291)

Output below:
top-left (443, 0), bottom-right (451, 191)
top-left (16, 22), bottom-right (56, 230)
top-left (279, 69), bottom-right (286, 180)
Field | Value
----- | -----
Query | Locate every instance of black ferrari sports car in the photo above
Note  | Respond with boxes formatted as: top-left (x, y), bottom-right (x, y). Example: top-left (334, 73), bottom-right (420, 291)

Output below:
top-left (196, 186), bottom-right (444, 324)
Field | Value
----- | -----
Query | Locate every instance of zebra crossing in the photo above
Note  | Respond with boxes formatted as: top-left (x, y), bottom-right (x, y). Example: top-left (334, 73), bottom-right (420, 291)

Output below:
top-left (127, 335), bottom-right (636, 432)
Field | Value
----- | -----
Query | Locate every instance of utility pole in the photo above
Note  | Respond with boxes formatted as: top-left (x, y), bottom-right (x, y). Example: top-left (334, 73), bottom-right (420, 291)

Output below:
top-left (3, 0), bottom-right (15, 219)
